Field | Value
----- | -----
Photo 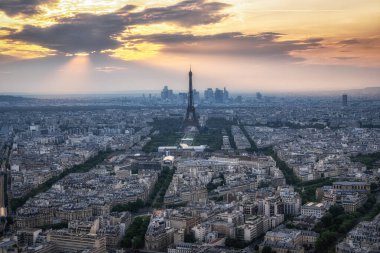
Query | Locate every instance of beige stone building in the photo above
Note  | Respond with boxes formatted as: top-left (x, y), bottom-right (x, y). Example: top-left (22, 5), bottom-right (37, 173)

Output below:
top-left (48, 231), bottom-right (106, 253)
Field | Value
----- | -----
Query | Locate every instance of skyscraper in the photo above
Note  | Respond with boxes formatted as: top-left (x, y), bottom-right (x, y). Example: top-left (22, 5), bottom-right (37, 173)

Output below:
top-left (178, 92), bottom-right (188, 104)
top-left (193, 89), bottom-right (200, 104)
top-left (223, 87), bottom-right (229, 102)
top-left (204, 88), bottom-right (214, 102)
top-left (215, 88), bottom-right (224, 103)
top-left (342, 94), bottom-right (348, 106)
top-left (161, 85), bottom-right (173, 101)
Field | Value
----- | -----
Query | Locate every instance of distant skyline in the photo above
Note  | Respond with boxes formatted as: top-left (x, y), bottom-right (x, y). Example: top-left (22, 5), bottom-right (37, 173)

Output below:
top-left (0, 0), bottom-right (379, 94)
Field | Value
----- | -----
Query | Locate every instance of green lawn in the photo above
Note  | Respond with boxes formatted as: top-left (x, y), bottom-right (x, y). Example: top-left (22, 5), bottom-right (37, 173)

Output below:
top-left (142, 118), bottom-right (183, 153)
top-left (194, 117), bottom-right (236, 151)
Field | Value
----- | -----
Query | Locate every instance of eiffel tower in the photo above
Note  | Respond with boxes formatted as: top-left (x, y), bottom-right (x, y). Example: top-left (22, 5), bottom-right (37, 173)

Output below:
top-left (183, 66), bottom-right (198, 128)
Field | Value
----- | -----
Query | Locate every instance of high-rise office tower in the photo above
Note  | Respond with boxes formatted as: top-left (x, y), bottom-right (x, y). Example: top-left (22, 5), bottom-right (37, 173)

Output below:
top-left (223, 87), bottom-right (229, 102)
top-left (215, 88), bottom-right (224, 103)
top-left (193, 89), bottom-right (200, 104)
top-left (161, 86), bottom-right (173, 100)
top-left (204, 88), bottom-right (214, 102)
top-left (342, 94), bottom-right (348, 106)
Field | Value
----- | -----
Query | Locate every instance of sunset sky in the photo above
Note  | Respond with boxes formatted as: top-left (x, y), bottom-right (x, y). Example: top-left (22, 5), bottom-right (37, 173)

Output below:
top-left (0, 0), bottom-right (379, 94)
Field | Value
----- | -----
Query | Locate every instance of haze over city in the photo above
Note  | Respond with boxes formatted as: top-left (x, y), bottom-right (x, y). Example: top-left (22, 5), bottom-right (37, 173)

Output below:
top-left (0, 0), bottom-right (380, 94)
top-left (2, 1), bottom-right (380, 253)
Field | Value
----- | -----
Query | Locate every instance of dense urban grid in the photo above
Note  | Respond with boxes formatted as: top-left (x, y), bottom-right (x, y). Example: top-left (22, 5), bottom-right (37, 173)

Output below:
top-left (0, 83), bottom-right (380, 253)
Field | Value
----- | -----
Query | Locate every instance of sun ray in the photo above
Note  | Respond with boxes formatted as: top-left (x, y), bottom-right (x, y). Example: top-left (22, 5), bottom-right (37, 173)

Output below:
top-left (41, 54), bottom-right (92, 94)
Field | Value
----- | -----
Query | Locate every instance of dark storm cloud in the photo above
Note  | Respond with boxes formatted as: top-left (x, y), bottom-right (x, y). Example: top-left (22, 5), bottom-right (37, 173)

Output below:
top-left (337, 37), bottom-right (380, 49)
top-left (125, 31), bottom-right (273, 44)
top-left (5, 0), bottom-right (230, 54)
top-left (339, 39), bottom-right (360, 45)
top-left (114, 5), bottom-right (138, 14)
top-left (125, 32), bottom-right (323, 60)
top-left (0, 0), bottom-right (57, 16)
top-left (126, 0), bottom-right (230, 26)
top-left (8, 13), bottom-right (125, 53)
top-left (333, 56), bottom-right (359, 60)
top-left (304, 38), bottom-right (324, 43)
top-left (0, 27), bottom-right (17, 33)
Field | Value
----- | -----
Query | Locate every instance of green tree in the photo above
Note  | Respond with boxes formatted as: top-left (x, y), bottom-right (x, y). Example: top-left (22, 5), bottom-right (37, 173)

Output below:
top-left (132, 236), bottom-right (143, 249)
top-left (338, 219), bottom-right (355, 234)
top-left (329, 205), bottom-right (345, 217)
top-left (315, 231), bottom-right (337, 252)
top-left (184, 232), bottom-right (195, 243)
top-left (261, 246), bottom-right (273, 253)
top-left (321, 213), bottom-right (333, 227)
top-left (111, 198), bottom-right (145, 213)
top-left (121, 216), bottom-right (150, 249)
